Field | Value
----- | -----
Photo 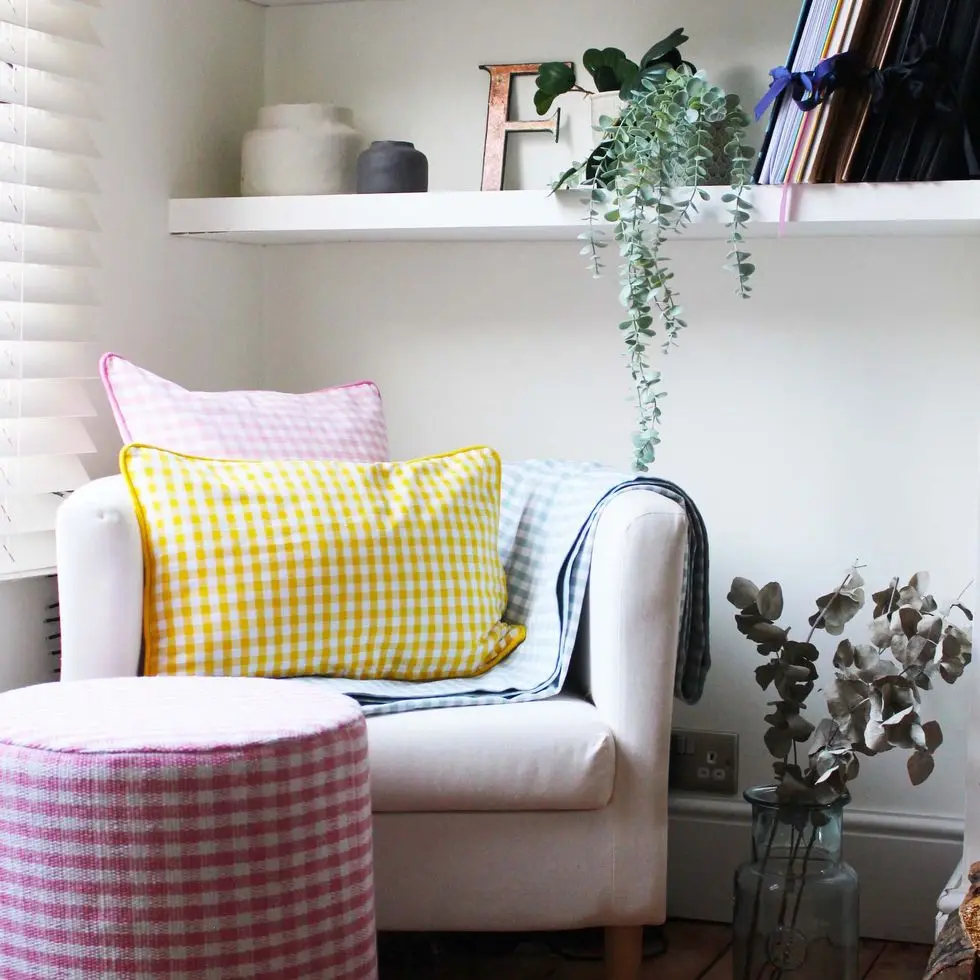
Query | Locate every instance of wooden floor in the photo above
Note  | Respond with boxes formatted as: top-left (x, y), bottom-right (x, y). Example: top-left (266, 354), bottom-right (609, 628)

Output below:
top-left (378, 921), bottom-right (933, 978)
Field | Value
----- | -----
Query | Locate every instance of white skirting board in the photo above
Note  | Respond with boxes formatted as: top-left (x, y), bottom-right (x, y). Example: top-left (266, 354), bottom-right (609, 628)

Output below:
top-left (667, 795), bottom-right (963, 944)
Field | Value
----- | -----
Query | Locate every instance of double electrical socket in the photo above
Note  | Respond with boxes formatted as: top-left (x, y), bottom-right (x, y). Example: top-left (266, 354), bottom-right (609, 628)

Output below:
top-left (669, 729), bottom-right (739, 796)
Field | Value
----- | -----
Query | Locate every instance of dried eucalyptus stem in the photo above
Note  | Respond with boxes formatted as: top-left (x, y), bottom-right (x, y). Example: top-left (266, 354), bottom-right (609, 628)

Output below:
top-left (729, 567), bottom-right (973, 978)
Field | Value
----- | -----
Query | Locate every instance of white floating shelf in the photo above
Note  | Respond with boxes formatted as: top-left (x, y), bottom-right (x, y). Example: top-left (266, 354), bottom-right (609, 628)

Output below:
top-left (169, 182), bottom-right (980, 245)
top-left (242, 1), bottom-right (375, 6)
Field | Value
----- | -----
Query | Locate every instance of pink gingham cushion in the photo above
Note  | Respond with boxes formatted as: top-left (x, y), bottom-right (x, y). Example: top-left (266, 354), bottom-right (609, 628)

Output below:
top-left (100, 353), bottom-right (389, 461)
top-left (0, 677), bottom-right (377, 979)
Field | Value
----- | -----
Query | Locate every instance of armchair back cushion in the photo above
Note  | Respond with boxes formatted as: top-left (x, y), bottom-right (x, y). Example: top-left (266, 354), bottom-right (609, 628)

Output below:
top-left (120, 444), bottom-right (525, 681)
top-left (101, 353), bottom-right (388, 462)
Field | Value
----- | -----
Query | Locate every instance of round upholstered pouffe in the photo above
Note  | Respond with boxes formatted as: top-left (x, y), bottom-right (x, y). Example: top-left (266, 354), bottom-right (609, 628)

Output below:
top-left (0, 676), bottom-right (376, 980)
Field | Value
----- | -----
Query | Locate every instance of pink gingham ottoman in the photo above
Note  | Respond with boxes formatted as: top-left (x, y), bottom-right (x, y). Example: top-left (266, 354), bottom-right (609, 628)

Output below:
top-left (0, 676), bottom-right (377, 980)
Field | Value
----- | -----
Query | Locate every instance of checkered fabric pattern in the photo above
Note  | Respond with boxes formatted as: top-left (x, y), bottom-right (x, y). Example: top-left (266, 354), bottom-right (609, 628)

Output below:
top-left (100, 353), bottom-right (389, 462)
top-left (0, 676), bottom-right (377, 980)
top-left (122, 444), bottom-right (525, 681)
top-left (304, 460), bottom-right (710, 714)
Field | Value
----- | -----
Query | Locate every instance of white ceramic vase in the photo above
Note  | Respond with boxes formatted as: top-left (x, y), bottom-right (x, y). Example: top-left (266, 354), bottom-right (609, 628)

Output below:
top-left (241, 103), bottom-right (361, 197)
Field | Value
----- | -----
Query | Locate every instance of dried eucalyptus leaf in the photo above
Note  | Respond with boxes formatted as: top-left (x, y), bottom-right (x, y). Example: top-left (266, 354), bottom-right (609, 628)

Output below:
top-left (942, 632), bottom-right (963, 663)
top-left (757, 582), bottom-right (784, 621)
top-left (921, 595), bottom-right (939, 614)
top-left (899, 607), bottom-right (922, 639)
top-left (910, 571), bottom-right (931, 596)
top-left (940, 659), bottom-right (965, 683)
top-left (775, 770), bottom-right (814, 803)
top-left (853, 644), bottom-right (880, 671)
top-left (764, 725), bottom-right (793, 759)
top-left (747, 622), bottom-right (788, 652)
top-left (727, 577), bottom-right (759, 610)
top-left (873, 579), bottom-right (901, 618)
top-left (784, 640), bottom-right (820, 662)
top-left (917, 614), bottom-right (943, 644)
top-left (953, 602), bottom-right (974, 622)
top-left (735, 611), bottom-right (766, 637)
top-left (881, 704), bottom-right (915, 728)
top-left (826, 677), bottom-right (870, 720)
top-left (910, 723), bottom-right (926, 750)
top-left (863, 717), bottom-right (889, 753)
top-left (898, 586), bottom-right (923, 610)
top-left (810, 591), bottom-right (863, 635)
top-left (755, 662), bottom-right (777, 691)
top-left (786, 713), bottom-right (815, 742)
top-left (890, 633), bottom-right (909, 663)
top-left (922, 719), bottom-right (943, 752)
top-left (773, 760), bottom-right (805, 782)
top-left (904, 634), bottom-right (930, 667)
top-left (908, 750), bottom-right (935, 786)
top-left (833, 640), bottom-right (855, 669)
top-left (869, 616), bottom-right (893, 649)
top-left (807, 718), bottom-right (835, 752)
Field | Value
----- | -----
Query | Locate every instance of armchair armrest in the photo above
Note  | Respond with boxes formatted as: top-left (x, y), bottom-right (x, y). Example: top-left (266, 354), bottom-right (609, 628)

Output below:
top-left (56, 476), bottom-right (143, 681)
top-left (584, 487), bottom-right (688, 922)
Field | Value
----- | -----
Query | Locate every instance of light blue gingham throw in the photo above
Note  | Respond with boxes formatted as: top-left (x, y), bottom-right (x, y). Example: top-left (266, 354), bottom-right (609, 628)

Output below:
top-left (296, 460), bottom-right (710, 714)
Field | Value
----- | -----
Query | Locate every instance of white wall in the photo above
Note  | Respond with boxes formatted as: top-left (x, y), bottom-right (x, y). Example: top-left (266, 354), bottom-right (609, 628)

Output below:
top-left (1, 0), bottom-right (266, 693)
top-left (261, 0), bottom-right (980, 935)
top-left (91, 0), bottom-right (267, 477)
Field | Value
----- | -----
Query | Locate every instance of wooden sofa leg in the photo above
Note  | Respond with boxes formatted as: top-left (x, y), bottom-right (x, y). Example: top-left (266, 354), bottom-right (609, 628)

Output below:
top-left (605, 925), bottom-right (643, 980)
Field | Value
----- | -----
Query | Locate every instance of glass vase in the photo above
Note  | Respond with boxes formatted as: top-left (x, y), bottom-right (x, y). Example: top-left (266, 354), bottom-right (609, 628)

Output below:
top-left (732, 786), bottom-right (859, 980)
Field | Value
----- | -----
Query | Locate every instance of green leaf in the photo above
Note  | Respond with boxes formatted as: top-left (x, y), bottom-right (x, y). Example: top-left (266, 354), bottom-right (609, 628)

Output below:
top-left (640, 28), bottom-right (689, 69)
top-left (534, 89), bottom-right (557, 116)
top-left (535, 61), bottom-right (576, 96)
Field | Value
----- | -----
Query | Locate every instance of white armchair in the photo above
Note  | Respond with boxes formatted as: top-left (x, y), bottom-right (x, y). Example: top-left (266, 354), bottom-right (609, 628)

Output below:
top-left (56, 474), bottom-right (689, 980)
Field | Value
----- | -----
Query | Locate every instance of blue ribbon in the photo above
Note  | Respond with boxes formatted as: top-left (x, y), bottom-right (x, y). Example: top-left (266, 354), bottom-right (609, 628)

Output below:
top-left (754, 54), bottom-right (851, 121)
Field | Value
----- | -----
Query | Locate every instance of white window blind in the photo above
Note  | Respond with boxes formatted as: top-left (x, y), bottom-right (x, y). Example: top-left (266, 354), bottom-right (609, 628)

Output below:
top-left (0, 0), bottom-right (98, 580)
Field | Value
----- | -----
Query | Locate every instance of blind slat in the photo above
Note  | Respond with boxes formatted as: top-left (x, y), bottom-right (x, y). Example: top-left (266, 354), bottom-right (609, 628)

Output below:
top-left (0, 223), bottom-right (97, 265)
top-left (0, 185), bottom-right (99, 232)
top-left (0, 146), bottom-right (98, 193)
top-left (0, 1), bottom-right (100, 44)
top-left (0, 379), bottom-right (94, 419)
top-left (0, 491), bottom-right (60, 535)
top-left (0, 417), bottom-right (95, 457)
top-left (0, 340), bottom-right (99, 380)
top-left (0, 104), bottom-right (98, 156)
top-left (0, 64), bottom-right (97, 117)
top-left (0, 530), bottom-right (56, 577)
top-left (0, 453), bottom-right (87, 492)
top-left (0, 262), bottom-right (97, 303)
top-left (0, 301), bottom-right (96, 341)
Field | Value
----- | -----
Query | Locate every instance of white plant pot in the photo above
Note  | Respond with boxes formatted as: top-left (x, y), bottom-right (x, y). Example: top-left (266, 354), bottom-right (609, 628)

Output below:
top-left (562, 91), bottom-right (627, 176)
top-left (589, 91), bottom-right (626, 135)
top-left (241, 103), bottom-right (362, 197)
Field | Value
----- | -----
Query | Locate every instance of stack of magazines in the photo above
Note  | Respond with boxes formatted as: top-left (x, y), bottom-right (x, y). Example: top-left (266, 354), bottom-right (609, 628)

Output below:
top-left (756, 0), bottom-right (980, 184)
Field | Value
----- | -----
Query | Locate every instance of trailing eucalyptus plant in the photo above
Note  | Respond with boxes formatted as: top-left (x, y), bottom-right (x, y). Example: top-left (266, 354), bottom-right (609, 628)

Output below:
top-left (536, 29), bottom-right (755, 471)
top-left (729, 568), bottom-right (973, 802)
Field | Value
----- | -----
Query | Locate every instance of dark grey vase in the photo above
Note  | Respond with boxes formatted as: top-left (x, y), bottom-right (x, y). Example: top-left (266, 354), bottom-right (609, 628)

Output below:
top-left (356, 141), bottom-right (428, 194)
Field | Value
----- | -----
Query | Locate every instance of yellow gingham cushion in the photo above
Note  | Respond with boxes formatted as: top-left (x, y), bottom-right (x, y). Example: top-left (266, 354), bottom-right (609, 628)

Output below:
top-left (120, 444), bottom-right (526, 680)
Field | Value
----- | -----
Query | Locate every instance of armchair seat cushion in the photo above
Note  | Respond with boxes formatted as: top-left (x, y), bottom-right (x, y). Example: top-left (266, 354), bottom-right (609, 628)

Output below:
top-left (363, 694), bottom-right (615, 813)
